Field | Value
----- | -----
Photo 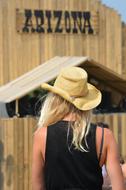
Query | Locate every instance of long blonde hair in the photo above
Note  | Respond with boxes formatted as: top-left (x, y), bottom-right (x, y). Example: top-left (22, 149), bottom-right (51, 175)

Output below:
top-left (38, 93), bottom-right (92, 152)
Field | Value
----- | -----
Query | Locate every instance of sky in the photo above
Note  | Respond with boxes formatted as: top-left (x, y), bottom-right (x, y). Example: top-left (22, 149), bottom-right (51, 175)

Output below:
top-left (102, 0), bottom-right (126, 22)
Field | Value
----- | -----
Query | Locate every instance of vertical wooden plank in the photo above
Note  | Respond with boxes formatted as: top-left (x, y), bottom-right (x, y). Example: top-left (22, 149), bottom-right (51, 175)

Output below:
top-left (121, 114), bottom-right (126, 160)
top-left (49, 0), bottom-right (59, 59)
top-left (103, 114), bottom-right (111, 128)
top-left (23, 0), bottom-right (32, 73)
top-left (0, 119), bottom-right (6, 190)
top-left (78, 0), bottom-right (86, 57)
top-left (112, 114), bottom-right (119, 143)
top-left (39, 0), bottom-right (48, 63)
top-left (106, 6), bottom-right (113, 70)
top-left (17, 119), bottom-right (24, 190)
top-left (1, 119), bottom-right (18, 190)
top-left (80, 0), bottom-right (87, 57)
top-left (92, 113), bottom-right (105, 124)
top-left (6, 0), bottom-right (17, 81)
top-left (30, 0), bottom-right (40, 71)
top-left (109, 114), bottom-right (114, 131)
top-left (122, 23), bottom-right (126, 78)
top-left (109, 9), bottom-right (122, 74)
top-left (111, 10), bottom-right (117, 73)
top-left (64, 0), bottom-right (70, 56)
top-left (85, 0), bottom-right (90, 57)
top-left (56, 0), bottom-right (66, 57)
top-left (115, 12), bottom-right (122, 74)
top-left (7, 119), bottom-right (15, 190)
top-left (23, 118), bottom-right (29, 190)
top-left (0, 1), bottom-right (4, 85)
top-left (15, 0), bottom-right (40, 77)
top-left (89, 0), bottom-right (99, 62)
top-left (2, 0), bottom-right (10, 84)
top-left (13, 118), bottom-right (19, 190)
top-left (71, 0), bottom-right (82, 56)
top-left (29, 118), bottom-right (36, 190)
top-left (15, 0), bottom-right (23, 79)
top-left (69, 0), bottom-right (75, 56)
top-left (98, 4), bottom-right (107, 68)
top-left (13, 118), bottom-right (18, 190)
top-left (3, 119), bottom-right (8, 190)
top-left (105, 7), bottom-right (111, 70)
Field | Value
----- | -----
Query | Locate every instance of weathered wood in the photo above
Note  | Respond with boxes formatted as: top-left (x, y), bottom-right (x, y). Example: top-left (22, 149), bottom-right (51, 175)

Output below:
top-left (0, 0), bottom-right (124, 86)
top-left (122, 23), bottom-right (126, 79)
top-left (0, 1), bottom-right (4, 85)
top-left (121, 114), bottom-right (126, 160)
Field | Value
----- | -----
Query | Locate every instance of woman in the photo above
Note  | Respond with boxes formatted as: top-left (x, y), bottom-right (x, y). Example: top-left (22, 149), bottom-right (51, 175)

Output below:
top-left (32, 66), bottom-right (125, 190)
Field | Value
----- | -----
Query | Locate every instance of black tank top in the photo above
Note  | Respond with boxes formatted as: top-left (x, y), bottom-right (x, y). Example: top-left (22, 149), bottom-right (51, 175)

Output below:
top-left (44, 121), bottom-right (103, 190)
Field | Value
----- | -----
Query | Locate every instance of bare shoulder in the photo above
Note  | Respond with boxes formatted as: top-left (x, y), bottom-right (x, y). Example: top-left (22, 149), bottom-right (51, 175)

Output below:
top-left (103, 128), bottom-right (119, 159)
top-left (96, 126), bottom-right (114, 140)
top-left (96, 126), bottom-right (116, 156)
top-left (33, 127), bottom-right (47, 145)
top-left (34, 127), bottom-right (47, 137)
top-left (104, 128), bottom-right (116, 142)
top-left (97, 125), bottom-right (113, 134)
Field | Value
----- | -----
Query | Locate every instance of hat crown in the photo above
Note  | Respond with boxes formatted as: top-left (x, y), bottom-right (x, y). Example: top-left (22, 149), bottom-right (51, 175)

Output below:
top-left (54, 67), bottom-right (88, 97)
top-left (41, 66), bottom-right (101, 110)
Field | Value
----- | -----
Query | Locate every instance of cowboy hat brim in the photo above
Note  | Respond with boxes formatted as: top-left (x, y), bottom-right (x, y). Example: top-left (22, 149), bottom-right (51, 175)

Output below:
top-left (41, 83), bottom-right (102, 111)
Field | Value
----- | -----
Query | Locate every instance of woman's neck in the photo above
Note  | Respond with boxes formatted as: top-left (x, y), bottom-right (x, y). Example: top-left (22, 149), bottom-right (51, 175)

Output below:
top-left (62, 113), bottom-right (76, 121)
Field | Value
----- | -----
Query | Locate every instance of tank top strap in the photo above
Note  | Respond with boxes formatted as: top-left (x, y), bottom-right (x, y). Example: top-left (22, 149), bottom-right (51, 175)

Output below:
top-left (89, 123), bottom-right (104, 164)
top-left (88, 123), bottom-right (99, 166)
top-left (98, 125), bottom-right (104, 163)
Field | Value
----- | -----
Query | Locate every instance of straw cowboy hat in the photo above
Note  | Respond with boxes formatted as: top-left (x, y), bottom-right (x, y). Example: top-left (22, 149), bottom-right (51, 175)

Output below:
top-left (41, 66), bottom-right (102, 111)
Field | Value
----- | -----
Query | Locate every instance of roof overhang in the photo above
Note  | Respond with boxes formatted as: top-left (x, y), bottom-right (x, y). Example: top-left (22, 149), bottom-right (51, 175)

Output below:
top-left (0, 56), bottom-right (126, 103)
top-left (83, 58), bottom-right (126, 94)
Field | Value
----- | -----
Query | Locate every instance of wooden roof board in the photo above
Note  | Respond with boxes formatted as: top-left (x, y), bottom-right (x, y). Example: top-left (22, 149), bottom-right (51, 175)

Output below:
top-left (0, 56), bottom-right (126, 103)
top-left (83, 59), bottom-right (126, 94)
top-left (0, 56), bottom-right (88, 103)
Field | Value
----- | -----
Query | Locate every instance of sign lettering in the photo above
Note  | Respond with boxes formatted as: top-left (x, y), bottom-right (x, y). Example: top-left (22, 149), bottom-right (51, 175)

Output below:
top-left (16, 9), bottom-right (99, 34)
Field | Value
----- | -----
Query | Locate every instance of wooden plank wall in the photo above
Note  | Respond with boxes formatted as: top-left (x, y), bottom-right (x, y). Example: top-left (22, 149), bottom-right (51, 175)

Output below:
top-left (0, 1), bottom-right (3, 85)
top-left (0, 0), bottom-right (122, 86)
top-left (0, 114), bottom-right (126, 190)
top-left (122, 23), bottom-right (126, 79)
top-left (0, 118), bottom-right (36, 190)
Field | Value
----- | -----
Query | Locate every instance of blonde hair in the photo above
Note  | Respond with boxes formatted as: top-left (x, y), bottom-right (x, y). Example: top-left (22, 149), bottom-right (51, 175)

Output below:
top-left (38, 93), bottom-right (92, 152)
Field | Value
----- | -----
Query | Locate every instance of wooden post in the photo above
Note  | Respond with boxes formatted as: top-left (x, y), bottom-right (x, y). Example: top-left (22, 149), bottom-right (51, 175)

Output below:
top-left (15, 99), bottom-right (19, 117)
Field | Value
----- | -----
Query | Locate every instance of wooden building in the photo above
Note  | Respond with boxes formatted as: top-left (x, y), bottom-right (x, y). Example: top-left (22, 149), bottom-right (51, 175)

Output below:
top-left (0, 0), bottom-right (125, 85)
top-left (122, 22), bottom-right (126, 78)
top-left (0, 0), bottom-right (126, 190)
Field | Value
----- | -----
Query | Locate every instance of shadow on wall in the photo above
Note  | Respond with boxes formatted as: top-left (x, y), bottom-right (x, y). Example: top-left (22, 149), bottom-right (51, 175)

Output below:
top-left (0, 140), bottom-right (15, 189)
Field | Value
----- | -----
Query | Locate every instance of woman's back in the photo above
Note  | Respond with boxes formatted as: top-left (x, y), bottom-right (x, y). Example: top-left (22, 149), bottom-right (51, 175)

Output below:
top-left (44, 121), bottom-right (103, 190)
